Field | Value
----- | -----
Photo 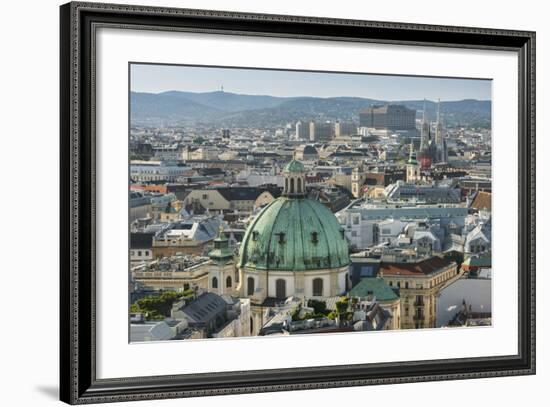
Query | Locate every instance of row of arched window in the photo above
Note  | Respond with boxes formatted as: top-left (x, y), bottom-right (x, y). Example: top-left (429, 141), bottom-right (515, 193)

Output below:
top-left (211, 275), bottom-right (349, 297)
top-left (245, 277), bottom-right (324, 298)
top-left (211, 276), bottom-right (232, 289)
top-left (284, 177), bottom-right (304, 195)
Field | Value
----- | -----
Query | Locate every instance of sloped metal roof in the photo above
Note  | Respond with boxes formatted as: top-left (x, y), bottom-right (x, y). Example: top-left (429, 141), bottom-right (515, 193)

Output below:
top-left (238, 197), bottom-right (349, 271)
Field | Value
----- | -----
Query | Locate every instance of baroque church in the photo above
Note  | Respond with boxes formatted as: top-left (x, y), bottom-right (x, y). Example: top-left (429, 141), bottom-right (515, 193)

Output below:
top-left (206, 159), bottom-right (351, 335)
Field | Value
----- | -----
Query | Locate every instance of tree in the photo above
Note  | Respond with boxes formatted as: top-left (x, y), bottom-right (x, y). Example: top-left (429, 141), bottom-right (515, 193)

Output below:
top-left (335, 297), bottom-right (349, 315)
top-left (444, 250), bottom-right (464, 271)
top-left (335, 297), bottom-right (350, 327)
top-left (133, 291), bottom-right (182, 320)
top-left (307, 299), bottom-right (328, 315)
top-left (290, 306), bottom-right (302, 322)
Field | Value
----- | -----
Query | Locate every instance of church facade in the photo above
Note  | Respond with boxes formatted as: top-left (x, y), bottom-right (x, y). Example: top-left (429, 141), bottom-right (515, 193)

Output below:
top-left (418, 99), bottom-right (448, 169)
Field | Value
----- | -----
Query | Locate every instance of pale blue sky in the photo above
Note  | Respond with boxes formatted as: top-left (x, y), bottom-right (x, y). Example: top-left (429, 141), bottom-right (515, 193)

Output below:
top-left (131, 63), bottom-right (491, 101)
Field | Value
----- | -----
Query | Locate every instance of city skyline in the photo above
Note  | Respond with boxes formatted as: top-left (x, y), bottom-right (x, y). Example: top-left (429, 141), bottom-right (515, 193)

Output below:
top-left (129, 62), bottom-right (492, 342)
top-left (131, 63), bottom-right (492, 102)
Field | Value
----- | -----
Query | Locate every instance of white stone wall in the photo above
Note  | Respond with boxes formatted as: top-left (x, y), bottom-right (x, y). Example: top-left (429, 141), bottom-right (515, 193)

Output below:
top-left (303, 273), bottom-right (330, 297)
top-left (337, 268), bottom-right (349, 294)
top-left (267, 272), bottom-right (295, 298)
top-left (242, 267), bottom-right (349, 299)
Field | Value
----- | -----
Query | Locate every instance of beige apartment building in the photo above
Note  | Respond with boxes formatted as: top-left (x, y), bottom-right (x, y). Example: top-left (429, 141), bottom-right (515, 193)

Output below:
top-left (379, 256), bottom-right (462, 329)
top-left (183, 187), bottom-right (280, 214)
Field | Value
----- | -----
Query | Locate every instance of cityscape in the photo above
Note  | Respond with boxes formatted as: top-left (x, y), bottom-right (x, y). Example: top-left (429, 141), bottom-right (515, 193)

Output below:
top-left (129, 64), bottom-right (492, 342)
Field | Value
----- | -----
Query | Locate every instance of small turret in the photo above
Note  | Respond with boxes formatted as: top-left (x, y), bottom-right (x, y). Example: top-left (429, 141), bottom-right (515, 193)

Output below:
top-left (282, 159), bottom-right (307, 197)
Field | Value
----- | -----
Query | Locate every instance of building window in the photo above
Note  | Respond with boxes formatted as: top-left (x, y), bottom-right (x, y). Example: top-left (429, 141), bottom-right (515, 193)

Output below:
top-left (138, 251), bottom-right (142, 257)
top-left (313, 278), bottom-right (323, 296)
top-left (202, 194), bottom-right (208, 199)
top-left (275, 279), bottom-right (287, 299)
top-left (226, 276), bottom-right (232, 288)
top-left (247, 277), bottom-right (255, 296)
top-left (290, 178), bottom-right (295, 193)
top-left (212, 277), bottom-right (218, 289)
top-left (144, 250), bottom-right (149, 256)
top-left (311, 232), bottom-right (319, 244)
top-left (405, 282), bottom-right (409, 289)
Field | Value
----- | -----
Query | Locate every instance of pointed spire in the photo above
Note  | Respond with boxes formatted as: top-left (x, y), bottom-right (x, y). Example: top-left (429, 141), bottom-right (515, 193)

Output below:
top-left (408, 142), bottom-right (417, 164)
top-left (420, 98), bottom-right (429, 150)
top-left (437, 98), bottom-right (441, 122)
top-left (422, 98), bottom-right (427, 122)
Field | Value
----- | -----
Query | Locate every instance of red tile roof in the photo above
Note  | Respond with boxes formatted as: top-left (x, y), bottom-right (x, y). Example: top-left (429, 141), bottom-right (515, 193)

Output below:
top-left (470, 191), bottom-right (492, 211)
top-left (380, 257), bottom-right (454, 276)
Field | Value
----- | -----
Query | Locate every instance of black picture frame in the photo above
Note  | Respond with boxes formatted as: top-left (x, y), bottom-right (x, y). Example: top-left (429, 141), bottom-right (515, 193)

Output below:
top-left (60, 1), bottom-right (536, 404)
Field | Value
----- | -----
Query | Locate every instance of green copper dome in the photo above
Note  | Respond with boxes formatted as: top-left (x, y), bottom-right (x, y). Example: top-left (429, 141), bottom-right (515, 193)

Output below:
top-left (238, 197), bottom-right (350, 271)
top-left (283, 159), bottom-right (305, 174)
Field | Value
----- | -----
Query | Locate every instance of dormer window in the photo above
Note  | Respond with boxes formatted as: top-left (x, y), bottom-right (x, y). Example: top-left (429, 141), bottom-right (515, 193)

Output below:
top-left (276, 232), bottom-right (286, 244)
top-left (311, 231), bottom-right (319, 244)
top-left (252, 231), bottom-right (259, 241)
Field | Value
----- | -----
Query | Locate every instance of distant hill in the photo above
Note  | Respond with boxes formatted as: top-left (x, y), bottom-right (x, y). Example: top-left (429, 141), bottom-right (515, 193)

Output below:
top-left (130, 90), bottom-right (491, 128)
top-left (130, 92), bottom-right (222, 123)
top-left (159, 90), bottom-right (286, 112)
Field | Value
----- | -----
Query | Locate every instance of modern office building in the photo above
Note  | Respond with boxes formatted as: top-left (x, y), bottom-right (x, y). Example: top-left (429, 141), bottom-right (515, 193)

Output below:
top-left (359, 104), bottom-right (416, 130)
top-left (309, 121), bottom-right (334, 141)
top-left (334, 120), bottom-right (357, 137)
top-left (295, 121), bottom-right (309, 140)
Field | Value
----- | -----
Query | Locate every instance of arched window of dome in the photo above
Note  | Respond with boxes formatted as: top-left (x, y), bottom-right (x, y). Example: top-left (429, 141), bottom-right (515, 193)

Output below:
top-left (285, 178), bottom-right (288, 192)
top-left (297, 178), bottom-right (302, 193)
top-left (313, 278), bottom-right (323, 296)
top-left (226, 276), bottom-right (232, 288)
top-left (275, 279), bottom-right (286, 299)
top-left (290, 178), bottom-right (295, 194)
top-left (212, 277), bottom-right (218, 289)
top-left (247, 277), bottom-right (255, 296)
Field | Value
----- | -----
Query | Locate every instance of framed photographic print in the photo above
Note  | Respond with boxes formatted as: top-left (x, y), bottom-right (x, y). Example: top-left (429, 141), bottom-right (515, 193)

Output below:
top-left (60, 1), bottom-right (536, 404)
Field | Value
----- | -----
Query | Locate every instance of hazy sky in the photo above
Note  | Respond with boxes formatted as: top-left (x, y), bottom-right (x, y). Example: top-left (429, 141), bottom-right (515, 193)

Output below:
top-left (131, 63), bottom-right (491, 101)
